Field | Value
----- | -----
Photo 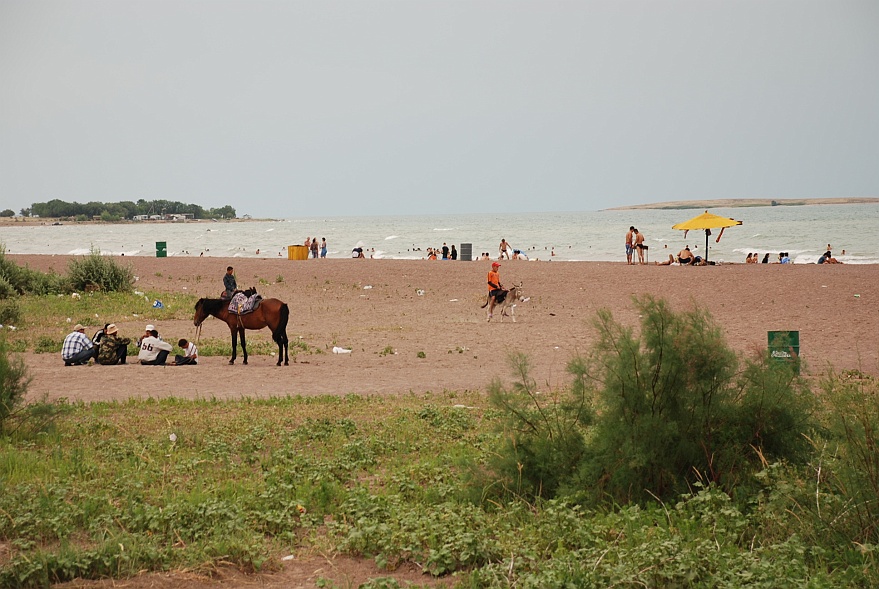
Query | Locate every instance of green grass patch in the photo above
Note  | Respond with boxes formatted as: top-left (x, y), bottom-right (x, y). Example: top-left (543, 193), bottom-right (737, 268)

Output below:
top-left (0, 388), bottom-right (877, 587)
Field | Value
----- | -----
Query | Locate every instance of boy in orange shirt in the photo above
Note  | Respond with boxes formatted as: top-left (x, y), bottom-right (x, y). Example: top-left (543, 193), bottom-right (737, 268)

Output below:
top-left (485, 261), bottom-right (505, 320)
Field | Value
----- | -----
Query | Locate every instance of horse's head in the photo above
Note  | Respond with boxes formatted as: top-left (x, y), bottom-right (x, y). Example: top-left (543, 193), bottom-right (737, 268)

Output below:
top-left (193, 298), bottom-right (209, 327)
top-left (510, 282), bottom-right (525, 301)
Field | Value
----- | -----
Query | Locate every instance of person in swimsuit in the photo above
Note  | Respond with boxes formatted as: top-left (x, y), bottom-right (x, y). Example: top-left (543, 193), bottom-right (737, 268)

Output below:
top-left (678, 246), bottom-right (694, 265)
top-left (499, 239), bottom-right (511, 260)
top-left (625, 226), bottom-right (635, 265)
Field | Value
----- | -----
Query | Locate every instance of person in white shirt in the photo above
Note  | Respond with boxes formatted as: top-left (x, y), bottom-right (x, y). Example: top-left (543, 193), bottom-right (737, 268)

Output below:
top-left (174, 338), bottom-right (199, 365)
top-left (138, 329), bottom-right (173, 365)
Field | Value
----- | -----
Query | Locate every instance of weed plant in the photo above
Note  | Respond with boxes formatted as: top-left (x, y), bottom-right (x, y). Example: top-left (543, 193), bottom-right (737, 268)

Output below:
top-left (0, 248), bottom-right (69, 296)
top-left (0, 336), bottom-right (32, 433)
top-left (486, 295), bottom-right (816, 505)
top-left (67, 246), bottom-right (134, 292)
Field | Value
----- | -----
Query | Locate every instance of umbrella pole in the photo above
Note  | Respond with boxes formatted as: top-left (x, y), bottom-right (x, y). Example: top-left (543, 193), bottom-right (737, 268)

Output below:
top-left (705, 230), bottom-right (709, 262)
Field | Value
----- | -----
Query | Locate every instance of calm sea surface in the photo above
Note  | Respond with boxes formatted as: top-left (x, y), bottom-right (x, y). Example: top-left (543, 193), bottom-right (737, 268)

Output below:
top-left (3, 204), bottom-right (877, 264)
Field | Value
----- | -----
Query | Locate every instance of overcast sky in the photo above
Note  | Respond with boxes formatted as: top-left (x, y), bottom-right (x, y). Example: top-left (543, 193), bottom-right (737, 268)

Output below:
top-left (1, 0), bottom-right (877, 219)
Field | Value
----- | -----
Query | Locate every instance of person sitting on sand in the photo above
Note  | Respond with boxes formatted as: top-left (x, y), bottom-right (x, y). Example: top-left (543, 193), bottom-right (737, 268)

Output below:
top-left (174, 338), bottom-right (198, 365)
top-left (138, 329), bottom-right (173, 365)
top-left (678, 246), bottom-right (694, 265)
top-left (97, 324), bottom-right (131, 365)
top-left (655, 254), bottom-right (676, 266)
top-left (818, 251), bottom-right (842, 264)
top-left (62, 324), bottom-right (98, 366)
top-left (352, 247), bottom-right (365, 258)
top-left (761, 253), bottom-right (770, 264)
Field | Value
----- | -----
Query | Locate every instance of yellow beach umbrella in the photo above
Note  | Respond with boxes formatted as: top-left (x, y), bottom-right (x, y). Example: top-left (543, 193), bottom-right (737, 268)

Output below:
top-left (672, 211), bottom-right (742, 261)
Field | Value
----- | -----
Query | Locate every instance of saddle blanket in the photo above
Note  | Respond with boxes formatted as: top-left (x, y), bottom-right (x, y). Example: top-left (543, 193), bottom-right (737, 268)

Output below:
top-left (228, 292), bottom-right (262, 315)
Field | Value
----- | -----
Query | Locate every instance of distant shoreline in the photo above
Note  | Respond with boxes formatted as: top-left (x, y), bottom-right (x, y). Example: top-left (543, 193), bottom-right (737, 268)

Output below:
top-left (0, 217), bottom-right (277, 228)
top-left (605, 197), bottom-right (879, 211)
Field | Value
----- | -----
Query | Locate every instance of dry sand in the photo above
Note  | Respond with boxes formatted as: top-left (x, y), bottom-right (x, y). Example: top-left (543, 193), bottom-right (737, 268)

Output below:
top-left (11, 254), bottom-right (878, 404)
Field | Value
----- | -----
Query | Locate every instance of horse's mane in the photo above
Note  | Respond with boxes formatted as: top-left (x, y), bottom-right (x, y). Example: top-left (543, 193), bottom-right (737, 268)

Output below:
top-left (197, 298), bottom-right (227, 315)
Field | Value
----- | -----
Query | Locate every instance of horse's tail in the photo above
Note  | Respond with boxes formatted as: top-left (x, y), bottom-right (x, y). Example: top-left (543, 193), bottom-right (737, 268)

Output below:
top-left (274, 303), bottom-right (290, 344)
top-left (480, 294), bottom-right (490, 309)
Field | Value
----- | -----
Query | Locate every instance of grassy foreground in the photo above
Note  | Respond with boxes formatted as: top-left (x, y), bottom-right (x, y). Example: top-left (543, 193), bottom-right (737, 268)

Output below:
top-left (1, 387), bottom-right (877, 588)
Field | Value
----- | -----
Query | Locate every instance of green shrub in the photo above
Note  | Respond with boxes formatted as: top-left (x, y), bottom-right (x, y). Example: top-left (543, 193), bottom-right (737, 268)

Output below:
top-left (0, 298), bottom-right (21, 325)
top-left (0, 336), bottom-right (32, 434)
top-left (0, 274), bottom-right (14, 299)
top-left (67, 246), bottom-right (134, 292)
top-left (34, 336), bottom-right (61, 354)
top-left (804, 373), bottom-right (879, 547)
top-left (584, 296), bottom-right (815, 503)
top-left (486, 296), bottom-right (816, 505)
top-left (487, 352), bottom-right (593, 499)
top-left (0, 249), bottom-right (70, 296)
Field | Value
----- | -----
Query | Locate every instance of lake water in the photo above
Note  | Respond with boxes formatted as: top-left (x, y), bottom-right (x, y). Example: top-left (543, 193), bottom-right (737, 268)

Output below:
top-left (2, 204), bottom-right (877, 264)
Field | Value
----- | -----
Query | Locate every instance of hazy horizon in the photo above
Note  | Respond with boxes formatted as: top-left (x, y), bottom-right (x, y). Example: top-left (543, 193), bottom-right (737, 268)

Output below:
top-left (2, 1), bottom-right (877, 219)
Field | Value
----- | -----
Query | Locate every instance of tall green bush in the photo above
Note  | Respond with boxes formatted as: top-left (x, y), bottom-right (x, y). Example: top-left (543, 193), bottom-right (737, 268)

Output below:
top-left (808, 373), bottom-right (879, 546)
top-left (487, 353), bottom-right (593, 498)
top-left (0, 247), bottom-right (69, 296)
top-left (67, 246), bottom-right (134, 292)
top-left (0, 336), bottom-right (31, 434)
top-left (486, 296), bottom-right (816, 505)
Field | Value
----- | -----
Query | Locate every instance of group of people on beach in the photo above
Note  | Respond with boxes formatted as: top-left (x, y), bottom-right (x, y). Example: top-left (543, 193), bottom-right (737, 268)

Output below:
top-left (746, 252), bottom-right (792, 264)
top-left (625, 227), bottom-right (649, 265)
top-left (426, 243), bottom-right (458, 260)
top-left (303, 237), bottom-right (328, 259)
top-left (61, 323), bottom-right (198, 367)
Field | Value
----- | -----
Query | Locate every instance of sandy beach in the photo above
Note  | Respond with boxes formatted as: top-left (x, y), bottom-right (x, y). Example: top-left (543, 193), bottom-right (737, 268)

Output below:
top-left (10, 254), bottom-right (877, 404)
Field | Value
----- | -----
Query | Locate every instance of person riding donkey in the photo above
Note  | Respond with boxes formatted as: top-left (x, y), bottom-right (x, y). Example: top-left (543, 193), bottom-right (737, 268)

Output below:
top-left (483, 261), bottom-right (507, 321)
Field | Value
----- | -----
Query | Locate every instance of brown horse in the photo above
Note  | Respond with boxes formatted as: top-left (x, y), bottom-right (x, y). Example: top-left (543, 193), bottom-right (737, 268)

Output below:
top-left (193, 296), bottom-right (290, 365)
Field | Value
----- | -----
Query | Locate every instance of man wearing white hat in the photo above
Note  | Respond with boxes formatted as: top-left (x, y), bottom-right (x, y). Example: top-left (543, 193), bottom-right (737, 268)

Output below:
top-left (138, 328), bottom-right (173, 365)
top-left (136, 324), bottom-right (160, 348)
top-left (61, 324), bottom-right (97, 366)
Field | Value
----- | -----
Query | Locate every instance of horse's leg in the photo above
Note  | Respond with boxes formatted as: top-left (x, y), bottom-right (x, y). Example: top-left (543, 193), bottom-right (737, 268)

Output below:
top-left (229, 328), bottom-right (237, 364)
top-left (240, 329), bottom-right (248, 365)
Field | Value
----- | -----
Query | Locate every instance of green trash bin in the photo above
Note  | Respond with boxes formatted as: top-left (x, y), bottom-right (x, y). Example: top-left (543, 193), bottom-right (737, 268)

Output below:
top-left (156, 241), bottom-right (167, 258)
top-left (768, 330), bottom-right (800, 372)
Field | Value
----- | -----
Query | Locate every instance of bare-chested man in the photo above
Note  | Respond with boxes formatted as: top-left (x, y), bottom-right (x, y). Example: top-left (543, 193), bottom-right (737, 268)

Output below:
top-left (498, 238), bottom-right (511, 260)
top-left (634, 228), bottom-right (646, 264)
top-left (625, 226), bottom-right (635, 265)
top-left (678, 246), bottom-right (694, 265)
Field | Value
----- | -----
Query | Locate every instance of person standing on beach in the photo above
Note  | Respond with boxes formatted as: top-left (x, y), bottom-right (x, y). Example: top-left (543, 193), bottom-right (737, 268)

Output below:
top-left (450, 244), bottom-right (458, 260)
top-left (222, 266), bottom-right (237, 299)
top-left (310, 237), bottom-right (319, 259)
top-left (625, 226), bottom-right (635, 265)
top-left (320, 238), bottom-right (327, 258)
top-left (441, 243), bottom-right (450, 260)
top-left (499, 239), bottom-right (511, 260)
top-left (634, 228), bottom-right (646, 264)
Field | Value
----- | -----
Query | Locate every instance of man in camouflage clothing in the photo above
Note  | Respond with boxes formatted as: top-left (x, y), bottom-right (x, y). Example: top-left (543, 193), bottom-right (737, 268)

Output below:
top-left (97, 324), bottom-right (131, 365)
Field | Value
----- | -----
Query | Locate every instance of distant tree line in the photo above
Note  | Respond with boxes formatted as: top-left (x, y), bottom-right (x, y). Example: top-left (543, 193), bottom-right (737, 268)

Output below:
top-left (19, 199), bottom-right (236, 221)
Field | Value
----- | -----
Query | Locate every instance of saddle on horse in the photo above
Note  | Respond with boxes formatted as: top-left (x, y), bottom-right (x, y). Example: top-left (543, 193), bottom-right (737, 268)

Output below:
top-left (228, 288), bottom-right (263, 315)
